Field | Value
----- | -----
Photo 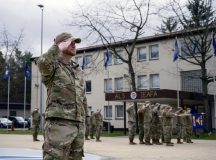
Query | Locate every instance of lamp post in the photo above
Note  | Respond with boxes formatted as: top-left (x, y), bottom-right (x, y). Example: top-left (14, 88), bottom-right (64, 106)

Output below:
top-left (37, 4), bottom-right (44, 132)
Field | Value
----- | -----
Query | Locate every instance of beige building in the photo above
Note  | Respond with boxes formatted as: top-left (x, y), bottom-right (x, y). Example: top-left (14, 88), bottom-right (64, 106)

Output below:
top-left (31, 32), bottom-right (216, 130)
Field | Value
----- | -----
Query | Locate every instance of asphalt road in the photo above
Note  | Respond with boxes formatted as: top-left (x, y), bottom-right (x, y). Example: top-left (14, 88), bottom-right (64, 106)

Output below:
top-left (0, 134), bottom-right (216, 160)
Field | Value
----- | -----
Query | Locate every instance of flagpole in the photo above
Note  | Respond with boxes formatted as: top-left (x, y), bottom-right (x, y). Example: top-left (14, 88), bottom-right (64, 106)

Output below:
top-left (107, 67), bottom-right (110, 134)
top-left (7, 76), bottom-right (10, 130)
top-left (176, 58), bottom-right (180, 108)
top-left (23, 76), bottom-right (26, 129)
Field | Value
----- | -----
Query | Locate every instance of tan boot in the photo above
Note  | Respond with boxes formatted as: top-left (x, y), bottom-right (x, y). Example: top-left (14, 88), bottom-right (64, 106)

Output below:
top-left (129, 138), bottom-right (136, 145)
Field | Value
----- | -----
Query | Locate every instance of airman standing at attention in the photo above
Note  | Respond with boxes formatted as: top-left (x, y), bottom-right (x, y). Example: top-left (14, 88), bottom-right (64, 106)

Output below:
top-left (137, 104), bottom-right (145, 144)
top-left (184, 108), bottom-right (194, 143)
top-left (37, 32), bottom-right (86, 160)
top-left (90, 111), bottom-right (96, 139)
top-left (175, 107), bottom-right (184, 144)
top-left (162, 105), bottom-right (175, 146)
top-left (126, 103), bottom-right (136, 145)
top-left (31, 108), bottom-right (41, 141)
top-left (94, 109), bottom-right (103, 142)
top-left (142, 102), bottom-right (153, 145)
top-left (151, 103), bottom-right (162, 145)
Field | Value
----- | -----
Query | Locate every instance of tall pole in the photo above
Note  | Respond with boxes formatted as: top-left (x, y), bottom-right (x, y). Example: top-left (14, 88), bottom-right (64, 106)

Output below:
top-left (38, 4), bottom-right (44, 132)
top-left (7, 76), bottom-right (10, 130)
top-left (23, 76), bottom-right (26, 129)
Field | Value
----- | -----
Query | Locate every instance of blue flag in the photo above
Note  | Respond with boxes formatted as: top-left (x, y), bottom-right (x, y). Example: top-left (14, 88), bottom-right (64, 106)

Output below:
top-left (104, 48), bottom-right (110, 69)
top-left (173, 38), bottom-right (180, 62)
top-left (212, 33), bottom-right (216, 56)
top-left (192, 113), bottom-right (205, 131)
top-left (81, 55), bottom-right (85, 70)
top-left (25, 63), bottom-right (31, 78)
top-left (3, 64), bottom-right (10, 80)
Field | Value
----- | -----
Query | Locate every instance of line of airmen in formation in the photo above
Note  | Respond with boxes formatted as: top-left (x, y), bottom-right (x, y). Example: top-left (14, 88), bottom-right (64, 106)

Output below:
top-left (85, 109), bottom-right (103, 142)
top-left (127, 101), bottom-right (194, 146)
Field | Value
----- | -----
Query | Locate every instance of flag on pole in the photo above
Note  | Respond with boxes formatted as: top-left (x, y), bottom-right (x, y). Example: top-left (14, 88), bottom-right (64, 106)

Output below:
top-left (212, 33), bottom-right (216, 56)
top-left (104, 48), bottom-right (110, 69)
top-left (25, 63), bottom-right (31, 78)
top-left (173, 38), bottom-right (180, 62)
top-left (3, 64), bottom-right (10, 80)
top-left (81, 52), bottom-right (85, 70)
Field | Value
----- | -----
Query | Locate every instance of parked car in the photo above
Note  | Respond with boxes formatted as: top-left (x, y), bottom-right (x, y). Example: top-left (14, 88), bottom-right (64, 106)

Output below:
top-left (8, 116), bottom-right (29, 128)
top-left (0, 118), bottom-right (12, 128)
top-left (25, 118), bottom-right (31, 129)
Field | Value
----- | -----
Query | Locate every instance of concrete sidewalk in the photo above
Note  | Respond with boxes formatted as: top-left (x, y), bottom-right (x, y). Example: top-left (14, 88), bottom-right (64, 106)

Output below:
top-left (0, 134), bottom-right (216, 160)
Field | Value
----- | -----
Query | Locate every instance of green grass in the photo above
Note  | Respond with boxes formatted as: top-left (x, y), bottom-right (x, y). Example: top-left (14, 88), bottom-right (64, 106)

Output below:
top-left (101, 131), bottom-right (127, 137)
top-left (1, 129), bottom-right (216, 140)
top-left (0, 129), bottom-right (42, 135)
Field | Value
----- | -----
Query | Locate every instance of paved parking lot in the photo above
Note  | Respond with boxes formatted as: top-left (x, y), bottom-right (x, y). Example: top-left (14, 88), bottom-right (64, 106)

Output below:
top-left (0, 134), bottom-right (216, 160)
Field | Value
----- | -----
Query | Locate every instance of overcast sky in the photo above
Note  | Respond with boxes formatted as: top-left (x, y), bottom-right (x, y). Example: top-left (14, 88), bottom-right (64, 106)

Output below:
top-left (0, 0), bottom-right (96, 57)
top-left (0, 0), bottom-right (188, 57)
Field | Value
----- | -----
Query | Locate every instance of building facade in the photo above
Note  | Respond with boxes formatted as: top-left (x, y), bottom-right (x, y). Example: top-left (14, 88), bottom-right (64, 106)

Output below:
top-left (31, 32), bottom-right (216, 130)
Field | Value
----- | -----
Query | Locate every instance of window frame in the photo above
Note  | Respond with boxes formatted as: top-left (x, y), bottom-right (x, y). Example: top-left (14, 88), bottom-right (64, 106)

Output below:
top-left (115, 105), bottom-right (124, 120)
top-left (150, 74), bottom-right (160, 89)
top-left (114, 77), bottom-right (123, 91)
top-left (137, 47), bottom-right (147, 61)
top-left (137, 75), bottom-right (148, 90)
top-left (85, 80), bottom-right (92, 93)
top-left (104, 105), bottom-right (112, 120)
top-left (149, 44), bottom-right (159, 60)
top-left (104, 78), bottom-right (112, 92)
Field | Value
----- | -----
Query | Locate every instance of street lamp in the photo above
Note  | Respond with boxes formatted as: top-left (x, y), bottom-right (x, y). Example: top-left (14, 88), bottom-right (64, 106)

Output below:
top-left (37, 4), bottom-right (44, 132)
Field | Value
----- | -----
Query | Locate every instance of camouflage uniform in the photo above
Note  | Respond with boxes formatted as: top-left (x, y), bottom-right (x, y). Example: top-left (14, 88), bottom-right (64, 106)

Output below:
top-left (31, 109), bottom-right (41, 141)
top-left (137, 105), bottom-right (144, 144)
top-left (142, 104), bottom-right (152, 145)
top-left (151, 105), bottom-right (162, 145)
top-left (94, 110), bottom-right (103, 142)
top-left (126, 104), bottom-right (136, 145)
top-left (175, 108), bottom-right (184, 144)
top-left (162, 106), bottom-right (175, 146)
top-left (83, 97), bottom-right (90, 140)
top-left (37, 33), bottom-right (86, 160)
top-left (89, 111), bottom-right (96, 139)
top-left (184, 113), bottom-right (193, 143)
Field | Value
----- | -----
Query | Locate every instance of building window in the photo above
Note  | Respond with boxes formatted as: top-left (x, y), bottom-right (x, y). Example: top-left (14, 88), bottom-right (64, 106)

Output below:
top-left (181, 70), bottom-right (202, 93)
top-left (114, 50), bottom-right (123, 65)
top-left (115, 105), bottom-right (124, 119)
top-left (150, 74), bottom-right (160, 89)
top-left (104, 50), bottom-right (112, 66)
top-left (137, 75), bottom-right (148, 89)
top-left (104, 105), bottom-right (112, 120)
top-left (85, 81), bottom-right (91, 93)
top-left (75, 56), bottom-right (83, 67)
top-left (85, 55), bottom-right (92, 68)
top-left (149, 44), bottom-right (159, 60)
top-left (115, 77), bottom-right (123, 91)
top-left (181, 40), bottom-right (200, 57)
top-left (104, 78), bottom-right (112, 92)
top-left (137, 47), bottom-right (147, 61)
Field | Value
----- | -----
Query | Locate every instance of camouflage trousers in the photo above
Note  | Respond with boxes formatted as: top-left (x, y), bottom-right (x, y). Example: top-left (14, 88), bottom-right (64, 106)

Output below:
top-left (43, 118), bottom-right (84, 160)
top-left (85, 124), bottom-right (90, 138)
top-left (151, 124), bottom-right (161, 141)
top-left (163, 126), bottom-right (172, 143)
top-left (32, 124), bottom-right (40, 140)
top-left (138, 123), bottom-right (144, 142)
top-left (183, 126), bottom-right (192, 142)
top-left (144, 123), bottom-right (151, 142)
top-left (128, 121), bottom-right (136, 140)
top-left (176, 125), bottom-right (183, 140)
top-left (90, 125), bottom-right (95, 138)
top-left (95, 125), bottom-right (102, 140)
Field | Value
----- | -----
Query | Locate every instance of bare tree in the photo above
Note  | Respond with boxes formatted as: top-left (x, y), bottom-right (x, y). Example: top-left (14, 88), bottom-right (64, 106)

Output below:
top-left (0, 26), bottom-right (24, 62)
top-left (162, 0), bottom-right (216, 131)
top-left (68, 0), bottom-right (152, 131)
top-left (157, 16), bottom-right (179, 33)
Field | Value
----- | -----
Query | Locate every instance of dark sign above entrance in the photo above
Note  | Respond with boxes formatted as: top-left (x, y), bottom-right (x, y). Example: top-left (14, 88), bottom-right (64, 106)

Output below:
top-left (105, 89), bottom-right (212, 102)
